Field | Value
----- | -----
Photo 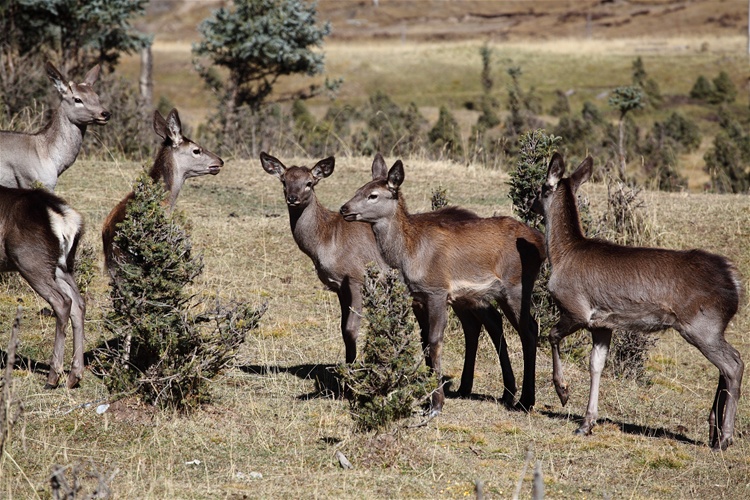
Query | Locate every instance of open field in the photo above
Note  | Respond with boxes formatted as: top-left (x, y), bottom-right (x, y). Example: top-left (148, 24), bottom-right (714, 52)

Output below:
top-left (1, 153), bottom-right (749, 498)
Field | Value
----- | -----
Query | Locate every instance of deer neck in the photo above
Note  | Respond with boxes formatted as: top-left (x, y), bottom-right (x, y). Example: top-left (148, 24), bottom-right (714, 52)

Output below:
top-left (40, 108), bottom-right (86, 177)
top-left (370, 196), bottom-right (413, 271)
top-left (150, 148), bottom-right (182, 207)
top-left (545, 187), bottom-right (586, 264)
top-left (288, 195), bottom-right (333, 257)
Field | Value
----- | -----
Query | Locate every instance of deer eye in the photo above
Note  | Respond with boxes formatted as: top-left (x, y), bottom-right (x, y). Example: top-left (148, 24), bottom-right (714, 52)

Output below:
top-left (74, 97), bottom-right (83, 104)
top-left (192, 148), bottom-right (201, 155)
top-left (306, 181), bottom-right (312, 188)
top-left (367, 192), bottom-right (378, 201)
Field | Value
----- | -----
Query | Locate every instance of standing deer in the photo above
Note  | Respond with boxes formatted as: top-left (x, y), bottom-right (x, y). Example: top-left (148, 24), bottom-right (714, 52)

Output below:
top-left (0, 62), bottom-right (111, 191)
top-left (102, 108), bottom-right (223, 274)
top-left (532, 152), bottom-right (744, 450)
top-left (340, 155), bottom-right (546, 414)
top-left (261, 152), bottom-right (519, 404)
top-left (0, 186), bottom-right (86, 388)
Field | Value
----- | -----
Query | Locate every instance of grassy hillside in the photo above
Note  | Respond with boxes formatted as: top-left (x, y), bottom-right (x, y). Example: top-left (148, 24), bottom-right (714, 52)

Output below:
top-left (1, 153), bottom-right (749, 498)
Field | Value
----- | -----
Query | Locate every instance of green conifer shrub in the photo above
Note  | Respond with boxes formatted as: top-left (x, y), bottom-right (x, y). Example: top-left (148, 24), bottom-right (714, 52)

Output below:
top-left (337, 265), bottom-right (436, 432)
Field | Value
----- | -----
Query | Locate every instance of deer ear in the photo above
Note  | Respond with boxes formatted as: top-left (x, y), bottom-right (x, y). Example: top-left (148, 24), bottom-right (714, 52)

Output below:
top-left (46, 62), bottom-right (69, 96)
top-left (547, 152), bottom-right (566, 187)
top-left (312, 156), bottom-right (335, 181)
top-left (260, 152), bottom-right (286, 178)
top-left (387, 160), bottom-right (405, 190)
top-left (153, 110), bottom-right (169, 140)
top-left (372, 153), bottom-right (387, 180)
top-left (165, 109), bottom-right (183, 146)
top-left (570, 156), bottom-right (593, 192)
top-left (83, 64), bottom-right (101, 86)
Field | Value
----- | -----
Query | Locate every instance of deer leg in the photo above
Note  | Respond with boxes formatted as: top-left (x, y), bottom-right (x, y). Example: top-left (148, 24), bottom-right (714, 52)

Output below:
top-left (549, 315), bottom-right (579, 407)
top-left (678, 323), bottom-right (744, 450)
top-left (498, 295), bottom-right (536, 411)
top-left (452, 308), bottom-right (480, 397)
top-left (412, 301), bottom-right (432, 368)
top-left (425, 294), bottom-right (448, 416)
top-left (57, 270), bottom-right (86, 388)
top-left (338, 281), bottom-right (361, 364)
top-left (474, 307), bottom-right (516, 406)
top-left (576, 328), bottom-right (612, 436)
top-left (18, 269), bottom-right (71, 389)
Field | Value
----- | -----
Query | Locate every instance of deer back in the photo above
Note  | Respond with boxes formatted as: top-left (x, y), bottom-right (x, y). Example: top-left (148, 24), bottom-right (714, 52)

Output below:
top-left (538, 153), bottom-right (741, 333)
top-left (340, 157), bottom-right (545, 305)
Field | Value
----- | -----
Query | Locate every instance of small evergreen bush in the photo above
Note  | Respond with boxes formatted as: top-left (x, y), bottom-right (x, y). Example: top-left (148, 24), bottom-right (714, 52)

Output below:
top-left (689, 75), bottom-right (713, 100)
top-left (428, 106), bottom-right (463, 161)
top-left (97, 173), bottom-right (265, 411)
top-left (337, 265), bottom-right (436, 432)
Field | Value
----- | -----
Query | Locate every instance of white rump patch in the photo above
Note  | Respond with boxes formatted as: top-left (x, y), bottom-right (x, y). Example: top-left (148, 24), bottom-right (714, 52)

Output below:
top-left (48, 206), bottom-right (82, 268)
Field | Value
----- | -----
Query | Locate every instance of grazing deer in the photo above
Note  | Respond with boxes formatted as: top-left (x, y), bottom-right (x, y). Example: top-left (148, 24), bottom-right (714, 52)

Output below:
top-left (340, 155), bottom-right (546, 415)
top-left (261, 152), bottom-right (519, 404)
top-left (0, 62), bottom-right (111, 191)
top-left (0, 186), bottom-right (86, 388)
top-left (532, 152), bottom-right (744, 450)
top-left (102, 108), bottom-right (223, 274)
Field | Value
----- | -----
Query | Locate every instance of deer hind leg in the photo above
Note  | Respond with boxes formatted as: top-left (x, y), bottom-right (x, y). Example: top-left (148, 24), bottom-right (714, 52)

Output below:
top-left (679, 321), bottom-right (744, 450)
top-left (576, 328), bottom-right (612, 436)
top-left (473, 306), bottom-right (516, 406)
top-left (338, 280), bottom-right (361, 364)
top-left (548, 314), bottom-right (580, 407)
top-left (412, 301), bottom-right (432, 368)
top-left (498, 289), bottom-right (536, 411)
top-left (57, 269), bottom-right (86, 388)
top-left (452, 308), bottom-right (480, 397)
top-left (16, 268), bottom-right (71, 389)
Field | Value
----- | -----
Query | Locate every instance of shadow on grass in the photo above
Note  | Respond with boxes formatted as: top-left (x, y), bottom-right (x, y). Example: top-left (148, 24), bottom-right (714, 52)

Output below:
top-left (0, 347), bottom-right (50, 376)
top-left (239, 363), bottom-right (344, 400)
top-left (539, 408), bottom-right (703, 446)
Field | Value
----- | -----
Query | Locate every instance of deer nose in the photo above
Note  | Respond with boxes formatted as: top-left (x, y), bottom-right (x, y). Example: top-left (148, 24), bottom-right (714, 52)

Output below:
top-left (340, 205), bottom-right (349, 215)
top-left (101, 110), bottom-right (112, 121)
top-left (286, 195), bottom-right (299, 205)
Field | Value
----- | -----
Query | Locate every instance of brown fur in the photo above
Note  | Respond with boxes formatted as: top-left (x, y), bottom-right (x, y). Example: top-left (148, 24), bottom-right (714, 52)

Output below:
top-left (340, 154), bottom-right (546, 413)
top-left (535, 152), bottom-right (744, 450)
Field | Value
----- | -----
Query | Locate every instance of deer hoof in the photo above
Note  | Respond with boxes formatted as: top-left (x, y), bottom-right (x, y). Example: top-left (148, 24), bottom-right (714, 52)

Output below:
top-left (66, 372), bottom-right (82, 389)
top-left (43, 382), bottom-right (58, 390)
top-left (712, 436), bottom-right (732, 451)
top-left (555, 383), bottom-right (570, 406)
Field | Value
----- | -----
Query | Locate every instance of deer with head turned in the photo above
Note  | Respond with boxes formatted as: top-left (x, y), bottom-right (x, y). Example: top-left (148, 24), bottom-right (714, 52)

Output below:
top-left (0, 186), bottom-right (86, 388)
top-left (340, 155), bottom-right (546, 415)
top-left (0, 62), bottom-right (111, 191)
top-left (532, 152), bottom-right (744, 450)
top-left (102, 108), bottom-right (223, 274)
top-left (261, 152), bottom-right (519, 404)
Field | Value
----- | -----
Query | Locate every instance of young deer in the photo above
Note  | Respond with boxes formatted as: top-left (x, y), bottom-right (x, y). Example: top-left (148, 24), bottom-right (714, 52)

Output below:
top-left (261, 153), bottom-right (519, 404)
top-left (0, 62), bottom-right (111, 191)
top-left (533, 152), bottom-right (744, 450)
top-left (340, 155), bottom-right (546, 414)
top-left (102, 108), bottom-right (223, 274)
top-left (0, 186), bottom-right (86, 388)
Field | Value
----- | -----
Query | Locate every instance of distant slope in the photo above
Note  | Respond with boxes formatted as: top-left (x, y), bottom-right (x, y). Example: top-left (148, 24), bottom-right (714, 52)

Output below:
top-left (141, 0), bottom-right (747, 42)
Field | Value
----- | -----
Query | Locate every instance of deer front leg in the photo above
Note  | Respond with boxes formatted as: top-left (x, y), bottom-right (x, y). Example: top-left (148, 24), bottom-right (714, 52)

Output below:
top-left (474, 306), bottom-right (516, 406)
top-left (425, 294), bottom-right (448, 417)
top-left (453, 308), bottom-right (481, 397)
top-left (549, 322), bottom-right (570, 407)
top-left (338, 281), bottom-right (362, 364)
top-left (576, 328), bottom-right (612, 436)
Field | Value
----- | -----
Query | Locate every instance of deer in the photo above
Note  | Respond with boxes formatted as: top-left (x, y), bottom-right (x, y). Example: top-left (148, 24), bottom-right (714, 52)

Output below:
top-left (102, 108), bottom-right (223, 274)
top-left (260, 152), bottom-right (520, 404)
top-left (340, 155), bottom-right (546, 415)
top-left (0, 62), bottom-right (111, 191)
top-left (532, 152), bottom-right (744, 450)
top-left (0, 186), bottom-right (86, 388)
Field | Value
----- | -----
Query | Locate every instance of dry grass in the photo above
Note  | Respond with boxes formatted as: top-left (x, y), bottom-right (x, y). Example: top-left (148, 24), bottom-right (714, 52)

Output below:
top-left (0, 153), bottom-right (749, 498)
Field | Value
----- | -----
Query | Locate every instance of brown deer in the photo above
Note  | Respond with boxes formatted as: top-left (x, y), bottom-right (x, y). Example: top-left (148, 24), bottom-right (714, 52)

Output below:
top-left (102, 108), bottom-right (223, 274)
top-left (532, 152), bottom-right (744, 450)
top-left (261, 152), bottom-right (519, 404)
top-left (0, 186), bottom-right (86, 388)
top-left (0, 62), bottom-right (111, 191)
top-left (340, 155), bottom-right (546, 415)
